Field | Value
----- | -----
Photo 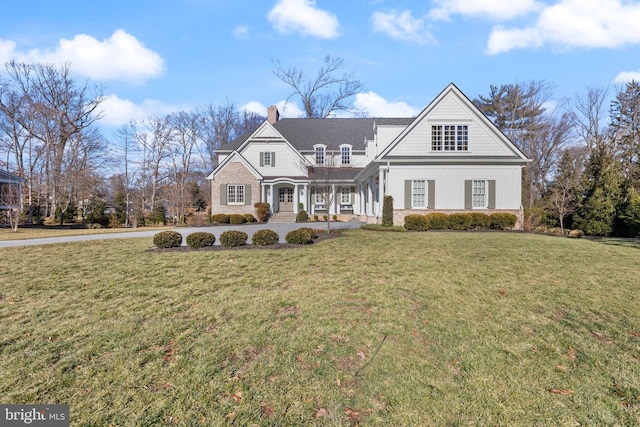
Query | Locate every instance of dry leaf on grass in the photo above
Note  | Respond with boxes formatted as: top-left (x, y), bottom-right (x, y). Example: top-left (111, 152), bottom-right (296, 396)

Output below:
top-left (549, 389), bottom-right (574, 395)
top-left (313, 408), bottom-right (328, 418)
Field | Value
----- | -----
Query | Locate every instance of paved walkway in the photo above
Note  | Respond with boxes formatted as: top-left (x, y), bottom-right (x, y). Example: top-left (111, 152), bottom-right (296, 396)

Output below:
top-left (0, 221), bottom-right (364, 248)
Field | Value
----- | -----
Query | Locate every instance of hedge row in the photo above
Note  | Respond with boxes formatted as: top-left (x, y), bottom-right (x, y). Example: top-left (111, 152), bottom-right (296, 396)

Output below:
top-left (211, 213), bottom-right (258, 224)
top-left (153, 227), bottom-right (324, 249)
top-left (404, 212), bottom-right (517, 231)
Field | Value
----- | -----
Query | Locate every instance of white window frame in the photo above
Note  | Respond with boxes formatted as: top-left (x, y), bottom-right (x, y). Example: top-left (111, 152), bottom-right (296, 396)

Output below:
top-left (263, 151), bottom-right (272, 167)
top-left (227, 184), bottom-right (245, 205)
top-left (431, 125), bottom-right (468, 151)
top-left (314, 145), bottom-right (326, 165)
top-left (340, 144), bottom-right (351, 165)
top-left (314, 191), bottom-right (325, 205)
top-left (412, 180), bottom-right (426, 208)
top-left (472, 180), bottom-right (486, 208)
top-left (341, 187), bottom-right (351, 205)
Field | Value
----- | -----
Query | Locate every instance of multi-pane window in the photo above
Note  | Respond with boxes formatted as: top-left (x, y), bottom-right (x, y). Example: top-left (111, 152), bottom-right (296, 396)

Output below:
top-left (227, 184), bottom-right (245, 204)
top-left (432, 125), bottom-right (468, 151)
top-left (341, 146), bottom-right (351, 165)
top-left (341, 187), bottom-right (351, 204)
top-left (314, 191), bottom-right (325, 204)
top-left (412, 180), bottom-right (426, 208)
top-left (263, 151), bottom-right (272, 166)
top-left (315, 146), bottom-right (325, 165)
top-left (472, 180), bottom-right (486, 208)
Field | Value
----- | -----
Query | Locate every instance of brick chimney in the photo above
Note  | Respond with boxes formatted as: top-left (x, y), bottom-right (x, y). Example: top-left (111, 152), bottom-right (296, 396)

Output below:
top-left (267, 105), bottom-right (280, 124)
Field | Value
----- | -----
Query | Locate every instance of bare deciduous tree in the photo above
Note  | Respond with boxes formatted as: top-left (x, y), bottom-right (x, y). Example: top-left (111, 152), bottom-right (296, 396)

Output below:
top-left (273, 55), bottom-right (363, 118)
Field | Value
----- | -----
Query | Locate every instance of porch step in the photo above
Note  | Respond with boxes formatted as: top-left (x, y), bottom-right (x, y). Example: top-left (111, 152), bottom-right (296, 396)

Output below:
top-left (269, 212), bottom-right (298, 223)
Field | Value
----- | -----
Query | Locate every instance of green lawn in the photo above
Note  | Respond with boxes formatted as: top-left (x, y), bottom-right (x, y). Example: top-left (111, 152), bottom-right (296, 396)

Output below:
top-left (0, 225), bottom-right (169, 241)
top-left (0, 231), bottom-right (639, 426)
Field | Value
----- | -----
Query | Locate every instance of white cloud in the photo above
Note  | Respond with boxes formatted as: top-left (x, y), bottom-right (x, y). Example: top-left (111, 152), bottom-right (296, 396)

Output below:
top-left (372, 10), bottom-right (436, 45)
top-left (267, 0), bottom-right (340, 39)
top-left (354, 91), bottom-right (419, 117)
top-left (240, 100), bottom-right (304, 119)
top-left (99, 94), bottom-right (179, 127)
top-left (428, 0), bottom-right (541, 21)
top-left (1, 29), bottom-right (164, 84)
top-left (233, 26), bottom-right (250, 39)
top-left (486, 0), bottom-right (640, 55)
top-left (615, 70), bottom-right (640, 84)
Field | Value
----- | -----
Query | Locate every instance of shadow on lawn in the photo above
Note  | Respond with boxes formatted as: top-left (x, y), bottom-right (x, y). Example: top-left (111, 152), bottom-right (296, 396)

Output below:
top-left (587, 236), bottom-right (640, 250)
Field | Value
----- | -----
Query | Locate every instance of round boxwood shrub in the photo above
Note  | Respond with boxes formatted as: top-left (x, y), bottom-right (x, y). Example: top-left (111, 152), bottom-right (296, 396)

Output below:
top-left (229, 214), bottom-right (245, 225)
top-left (186, 232), bottom-right (216, 249)
top-left (490, 212), bottom-right (518, 230)
top-left (252, 229), bottom-right (280, 246)
top-left (212, 213), bottom-right (230, 224)
top-left (449, 213), bottom-right (473, 230)
top-left (286, 228), bottom-right (314, 244)
top-left (469, 212), bottom-right (491, 230)
top-left (219, 230), bottom-right (248, 247)
top-left (426, 212), bottom-right (450, 230)
top-left (153, 230), bottom-right (182, 248)
top-left (243, 213), bottom-right (257, 223)
top-left (296, 209), bottom-right (309, 222)
top-left (298, 227), bottom-right (318, 239)
top-left (404, 214), bottom-right (429, 231)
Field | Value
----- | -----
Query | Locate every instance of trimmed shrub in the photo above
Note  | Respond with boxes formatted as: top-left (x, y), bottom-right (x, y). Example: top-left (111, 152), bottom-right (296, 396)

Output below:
top-left (219, 230), bottom-right (248, 247)
top-left (490, 212), bottom-right (518, 230)
top-left (298, 227), bottom-right (318, 239)
top-left (426, 212), bottom-right (450, 230)
top-left (186, 232), bottom-right (216, 249)
top-left (252, 229), bottom-right (280, 246)
top-left (286, 228), bottom-right (314, 244)
top-left (449, 213), bottom-right (473, 230)
top-left (313, 215), bottom-right (319, 221)
top-left (332, 215), bottom-right (338, 221)
top-left (404, 214), bottom-right (429, 231)
top-left (153, 231), bottom-right (182, 248)
top-left (243, 213), bottom-right (257, 223)
top-left (382, 195), bottom-right (394, 226)
top-left (296, 210), bottom-right (309, 222)
top-left (229, 214), bottom-right (245, 225)
top-left (254, 202), bottom-right (270, 223)
top-left (212, 213), bottom-right (230, 224)
top-left (568, 229), bottom-right (584, 238)
top-left (469, 212), bottom-right (491, 230)
top-left (322, 215), bottom-right (328, 221)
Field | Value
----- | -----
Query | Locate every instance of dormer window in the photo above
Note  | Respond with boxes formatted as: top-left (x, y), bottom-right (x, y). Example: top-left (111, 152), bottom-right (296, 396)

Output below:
top-left (314, 145), bottom-right (326, 165)
top-left (340, 145), bottom-right (352, 165)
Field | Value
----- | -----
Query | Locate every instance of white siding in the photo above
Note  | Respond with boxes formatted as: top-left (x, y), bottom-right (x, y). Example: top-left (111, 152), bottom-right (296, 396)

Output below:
top-left (375, 125), bottom-right (407, 157)
top-left (387, 92), bottom-right (512, 157)
top-left (388, 165), bottom-right (522, 210)
top-left (242, 142), bottom-right (306, 176)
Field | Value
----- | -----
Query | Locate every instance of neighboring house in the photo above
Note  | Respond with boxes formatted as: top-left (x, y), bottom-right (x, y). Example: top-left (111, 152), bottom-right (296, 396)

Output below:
top-left (207, 84), bottom-right (531, 227)
top-left (0, 169), bottom-right (24, 211)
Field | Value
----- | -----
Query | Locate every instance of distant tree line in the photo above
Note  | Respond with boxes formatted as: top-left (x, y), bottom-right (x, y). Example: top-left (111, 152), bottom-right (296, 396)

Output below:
top-left (0, 61), bottom-right (263, 227)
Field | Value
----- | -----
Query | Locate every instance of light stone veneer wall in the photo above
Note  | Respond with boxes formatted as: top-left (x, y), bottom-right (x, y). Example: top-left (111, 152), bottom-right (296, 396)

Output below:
top-left (210, 161), bottom-right (260, 215)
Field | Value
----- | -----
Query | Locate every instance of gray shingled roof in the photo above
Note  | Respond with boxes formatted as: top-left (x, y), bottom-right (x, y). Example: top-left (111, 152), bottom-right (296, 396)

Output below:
top-left (218, 117), bottom-right (415, 152)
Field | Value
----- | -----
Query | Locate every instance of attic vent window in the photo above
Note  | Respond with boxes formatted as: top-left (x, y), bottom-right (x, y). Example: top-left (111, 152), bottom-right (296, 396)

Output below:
top-left (431, 125), bottom-right (468, 151)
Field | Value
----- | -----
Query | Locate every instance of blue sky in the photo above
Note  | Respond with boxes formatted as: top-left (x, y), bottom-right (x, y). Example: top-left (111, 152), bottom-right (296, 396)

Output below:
top-left (2, 0), bottom-right (640, 130)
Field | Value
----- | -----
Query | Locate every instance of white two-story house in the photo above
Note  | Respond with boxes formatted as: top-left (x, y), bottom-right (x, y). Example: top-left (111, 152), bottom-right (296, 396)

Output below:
top-left (207, 83), bottom-right (530, 227)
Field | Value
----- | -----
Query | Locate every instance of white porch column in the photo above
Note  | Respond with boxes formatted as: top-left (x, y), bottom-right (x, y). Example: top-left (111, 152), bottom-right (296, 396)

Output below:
top-left (377, 168), bottom-right (385, 217)
top-left (367, 179), bottom-right (374, 216)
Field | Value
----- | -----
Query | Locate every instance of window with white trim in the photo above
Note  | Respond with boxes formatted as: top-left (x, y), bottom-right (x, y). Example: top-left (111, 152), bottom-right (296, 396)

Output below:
top-left (472, 180), bottom-right (486, 208)
top-left (412, 180), bottom-right (426, 208)
top-left (263, 151), bottom-right (272, 166)
top-left (315, 146), bottom-right (325, 165)
top-left (341, 187), bottom-right (351, 204)
top-left (227, 184), bottom-right (245, 204)
top-left (432, 125), bottom-right (468, 151)
top-left (340, 146), bottom-right (351, 165)
top-left (314, 191), bottom-right (325, 204)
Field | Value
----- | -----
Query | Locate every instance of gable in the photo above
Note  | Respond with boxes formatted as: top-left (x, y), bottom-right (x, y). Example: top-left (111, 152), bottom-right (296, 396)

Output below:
top-left (251, 121), bottom-right (282, 139)
top-left (380, 84), bottom-right (528, 161)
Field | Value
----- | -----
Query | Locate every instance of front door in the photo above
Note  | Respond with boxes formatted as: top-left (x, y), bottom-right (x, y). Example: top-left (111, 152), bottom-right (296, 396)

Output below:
top-left (279, 187), bottom-right (294, 212)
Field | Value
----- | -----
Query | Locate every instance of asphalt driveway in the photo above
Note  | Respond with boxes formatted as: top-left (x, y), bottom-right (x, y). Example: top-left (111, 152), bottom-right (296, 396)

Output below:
top-left (0, 220), bottom-right (364, 248)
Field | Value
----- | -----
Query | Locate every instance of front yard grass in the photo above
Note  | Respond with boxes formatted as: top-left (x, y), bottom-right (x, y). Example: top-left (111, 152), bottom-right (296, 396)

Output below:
top-left (0, 231), bottom-right (639, 425)
top-left (0, 225), bottom-right (170, 241)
